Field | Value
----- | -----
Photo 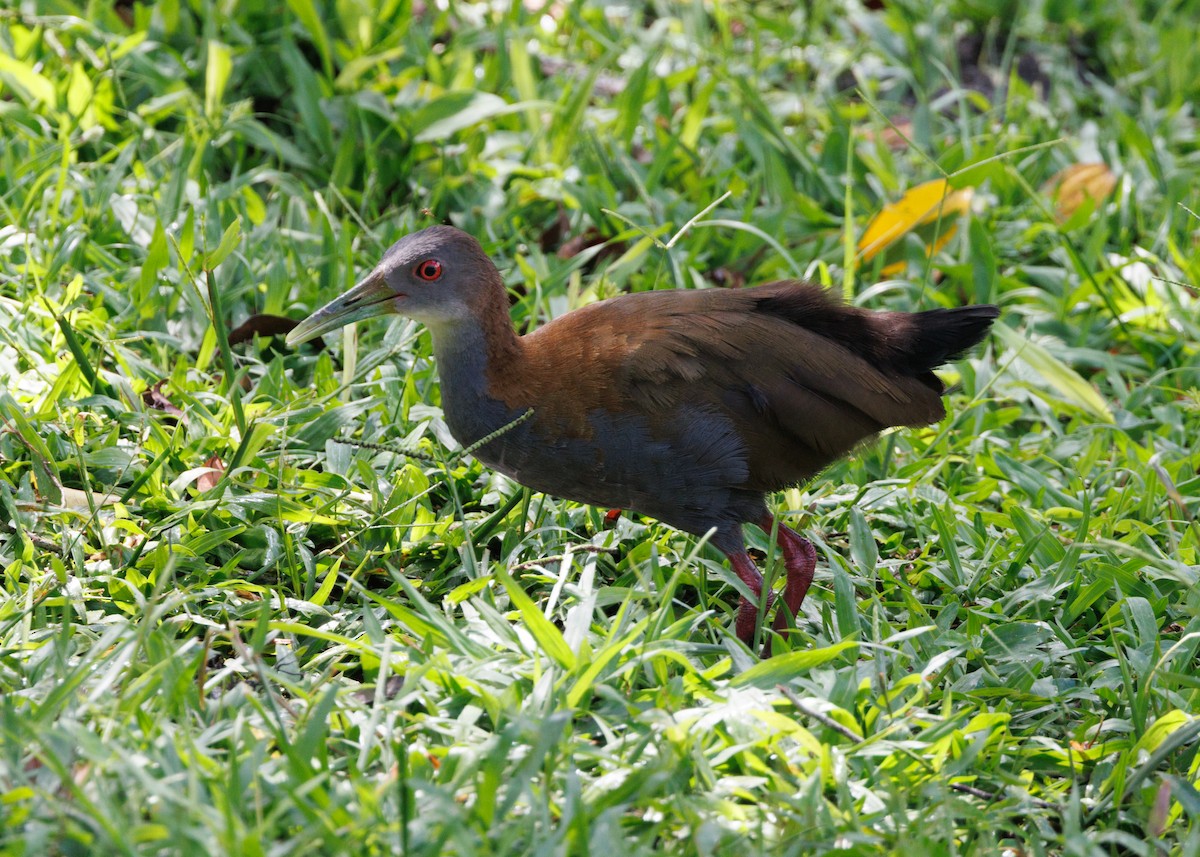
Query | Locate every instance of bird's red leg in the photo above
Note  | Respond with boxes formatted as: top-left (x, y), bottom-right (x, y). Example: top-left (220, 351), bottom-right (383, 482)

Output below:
top-left (759, 514), bottom-right (817, 639)
top-left (724, 550), bottom-right (772, 646)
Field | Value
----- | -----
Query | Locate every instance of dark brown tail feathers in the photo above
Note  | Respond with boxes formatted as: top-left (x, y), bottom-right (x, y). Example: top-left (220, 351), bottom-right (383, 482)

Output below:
top-left (902, 305), bottom-right (1000, 372)
top-left (753, 282), bottom-right (998, 383)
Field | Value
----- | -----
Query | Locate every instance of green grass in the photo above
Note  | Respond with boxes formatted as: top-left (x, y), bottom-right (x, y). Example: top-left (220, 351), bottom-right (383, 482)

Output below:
top-left (2, 1), bottom-right (1200, 854)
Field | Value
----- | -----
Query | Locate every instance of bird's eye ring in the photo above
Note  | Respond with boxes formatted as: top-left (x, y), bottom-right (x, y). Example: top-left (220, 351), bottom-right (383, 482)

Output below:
top-left (414, 260), bottom-right (443, 281)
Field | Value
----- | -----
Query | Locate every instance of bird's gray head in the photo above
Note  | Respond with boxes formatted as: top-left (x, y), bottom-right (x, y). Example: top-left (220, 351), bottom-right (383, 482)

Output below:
top-left (287, 225), bottom-right (501, 345)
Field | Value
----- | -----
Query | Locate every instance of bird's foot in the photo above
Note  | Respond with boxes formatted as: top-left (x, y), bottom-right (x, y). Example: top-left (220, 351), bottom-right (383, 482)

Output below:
top-left (728, 551), bottom-right (768, 646)
top-left (760, 514), bottom-right (817, 653)
top-left (728, 524), bottom-right (816, 656)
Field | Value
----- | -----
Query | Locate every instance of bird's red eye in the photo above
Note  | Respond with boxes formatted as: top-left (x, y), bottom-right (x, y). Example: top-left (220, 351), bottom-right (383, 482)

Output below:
top-left (414, 260), bottom-right (443, 281)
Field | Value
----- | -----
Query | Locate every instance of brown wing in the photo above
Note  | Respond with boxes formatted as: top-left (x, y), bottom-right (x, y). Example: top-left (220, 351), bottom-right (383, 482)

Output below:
top-left (614, 288), bottom-right (946, 490)
top-left (492, 281), bottom-right (987, 493)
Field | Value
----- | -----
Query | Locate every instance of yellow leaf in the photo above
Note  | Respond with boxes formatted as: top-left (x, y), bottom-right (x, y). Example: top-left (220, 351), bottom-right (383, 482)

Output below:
top-left (879, 228), bottom-right (957, 277)
top-left (858, 179), bottom-right (974, 271)
top-left (1042, 162), bottom-right (1117, 223)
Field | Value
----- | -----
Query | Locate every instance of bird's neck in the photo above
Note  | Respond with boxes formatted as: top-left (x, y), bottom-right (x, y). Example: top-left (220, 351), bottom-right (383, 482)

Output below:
top-left (426, 301), bottom-right (524, 448)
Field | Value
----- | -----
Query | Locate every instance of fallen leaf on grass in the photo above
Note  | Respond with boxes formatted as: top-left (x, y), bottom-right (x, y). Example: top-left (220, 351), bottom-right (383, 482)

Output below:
top-left (197, 455), bottom-right (225, 492)
top-left (1042, 162), bottom-right (1117, 223)
top-left (860, 118), bottom-right (914, 151)
top-left (230, 313), bottom-right (323, 349)
top-left (859, 178), bottom-right (974, 275)
top-left (556, 227), bottom-right (626, 265)
top-left (142, 379), bottom-right (183, 416)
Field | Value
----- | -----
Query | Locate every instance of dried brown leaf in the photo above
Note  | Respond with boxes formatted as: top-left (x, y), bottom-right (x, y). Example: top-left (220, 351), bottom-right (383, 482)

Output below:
top-left (197, 455), bottom-right (225, 493)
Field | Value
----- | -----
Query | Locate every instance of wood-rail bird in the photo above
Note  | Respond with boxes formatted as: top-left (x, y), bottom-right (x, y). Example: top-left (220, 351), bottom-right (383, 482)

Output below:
top-left (288, 225), bottom-right (998, 654)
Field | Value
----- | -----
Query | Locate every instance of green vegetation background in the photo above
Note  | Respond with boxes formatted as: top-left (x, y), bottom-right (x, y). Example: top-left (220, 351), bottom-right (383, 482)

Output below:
top-left (1, 1), bottom-right (1199, 854)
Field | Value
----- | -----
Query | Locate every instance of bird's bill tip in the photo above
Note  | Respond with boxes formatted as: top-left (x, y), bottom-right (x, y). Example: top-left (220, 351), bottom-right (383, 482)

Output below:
top-left (286, 271), bottom-right (393, 346)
